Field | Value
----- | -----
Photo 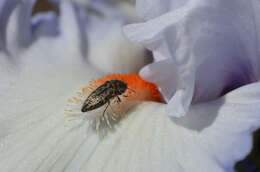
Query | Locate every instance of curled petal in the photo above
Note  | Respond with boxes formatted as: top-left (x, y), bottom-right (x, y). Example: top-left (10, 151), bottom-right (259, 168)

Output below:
top-left (124, 5), bottom-right (197, 117)
top-left (124, 0), bottom-right (260, 117)
top-left (140, 59), bottom-right (178, 102)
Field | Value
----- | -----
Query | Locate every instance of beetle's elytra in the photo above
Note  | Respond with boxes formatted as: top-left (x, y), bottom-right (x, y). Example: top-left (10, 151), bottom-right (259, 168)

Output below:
top-left (81, 80), bottom-right (128, 113)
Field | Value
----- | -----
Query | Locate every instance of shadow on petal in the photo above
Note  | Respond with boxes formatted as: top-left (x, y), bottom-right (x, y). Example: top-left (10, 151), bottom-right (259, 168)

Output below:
top-left (170, 99), bottom-right (221, 131)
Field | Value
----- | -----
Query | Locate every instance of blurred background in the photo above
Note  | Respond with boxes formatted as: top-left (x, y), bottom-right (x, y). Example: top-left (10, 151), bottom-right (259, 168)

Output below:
top-left (33, 0), bottom-right (260, 171)
top-left (33, 0), bottom-right (57, 13)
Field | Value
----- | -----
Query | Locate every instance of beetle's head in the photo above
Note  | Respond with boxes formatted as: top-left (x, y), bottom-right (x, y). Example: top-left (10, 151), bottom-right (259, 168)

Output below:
top-left (116, 80), bottom-right (127, 94)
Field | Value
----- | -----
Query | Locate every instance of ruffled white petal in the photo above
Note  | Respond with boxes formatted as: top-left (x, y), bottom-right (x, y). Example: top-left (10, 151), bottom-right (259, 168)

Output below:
top-left (124, 0), bottom-right (260, 117)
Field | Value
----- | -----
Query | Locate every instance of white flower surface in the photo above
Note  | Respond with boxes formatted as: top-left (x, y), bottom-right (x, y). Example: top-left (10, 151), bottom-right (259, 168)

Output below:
top-left (86, 0), bottom-right (149, 74)
top-left (124, 0), bottom-right (260, 117)
top-left (0, 0), bottom-right (260, 172)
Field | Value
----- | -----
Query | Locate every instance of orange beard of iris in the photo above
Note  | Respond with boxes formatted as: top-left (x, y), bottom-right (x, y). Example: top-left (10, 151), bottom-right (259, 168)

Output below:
top-left (82, 73), bottom-right (163, 113)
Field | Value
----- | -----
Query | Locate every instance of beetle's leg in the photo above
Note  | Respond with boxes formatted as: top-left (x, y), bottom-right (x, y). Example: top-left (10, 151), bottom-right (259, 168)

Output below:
top-left (117, 96), bottom-right (121, 103)
top-left (108, 103), bottom-right (119, 121)
top-left (109, 103), bottom-right (115, 113)
top-left (102, 102), bottom-right (109, 117)
top-left (102, 101), bottom-right (113, 128)
top-left (104, 112), bottom-right (112, 128)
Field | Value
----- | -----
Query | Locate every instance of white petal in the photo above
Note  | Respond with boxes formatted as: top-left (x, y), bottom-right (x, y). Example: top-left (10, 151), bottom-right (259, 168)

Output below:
top-left (88, 19), bottom-right (149, 74)
top-left (1, 81), bottom-right (259, 171)
top-left (0, 37), bottom-right (101, 172)
top-left (85, 1), bottom-right (149, 74)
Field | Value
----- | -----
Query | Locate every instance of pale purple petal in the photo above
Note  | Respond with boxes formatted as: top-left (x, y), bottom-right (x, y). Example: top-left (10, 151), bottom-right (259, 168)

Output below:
top-left (124, 1), bottom-right (198, 116)
top-left (140, 59), bottom-right (178, 102)
top-left (124, 0), bottom-right (260, 117)
top-left (176, 81), bottom-right (260, 170)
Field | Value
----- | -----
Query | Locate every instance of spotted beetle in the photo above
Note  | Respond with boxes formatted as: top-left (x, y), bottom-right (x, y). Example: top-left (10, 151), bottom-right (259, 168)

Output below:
top-left (81, 80), bottom-right (134, 117)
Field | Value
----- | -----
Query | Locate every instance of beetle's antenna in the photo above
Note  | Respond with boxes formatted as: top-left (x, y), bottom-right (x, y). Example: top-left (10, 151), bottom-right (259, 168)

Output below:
top-left (127, 87), bottom-right (136, 94)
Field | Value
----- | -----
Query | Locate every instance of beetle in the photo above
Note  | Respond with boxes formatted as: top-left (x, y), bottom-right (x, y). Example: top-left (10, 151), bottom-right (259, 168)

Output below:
top-left (81, 80), bottom-right (134, 118)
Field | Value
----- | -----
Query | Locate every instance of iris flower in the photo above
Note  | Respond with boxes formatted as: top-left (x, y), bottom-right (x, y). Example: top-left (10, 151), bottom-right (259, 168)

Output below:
top-left (0, 0), bottom-right (259, 172)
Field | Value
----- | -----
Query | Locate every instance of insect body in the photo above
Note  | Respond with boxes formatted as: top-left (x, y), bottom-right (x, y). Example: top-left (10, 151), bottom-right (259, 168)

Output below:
top-left (65, 74), bottom-right (160, 132)
top-left (81, 80), bottom-right (128, 113)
